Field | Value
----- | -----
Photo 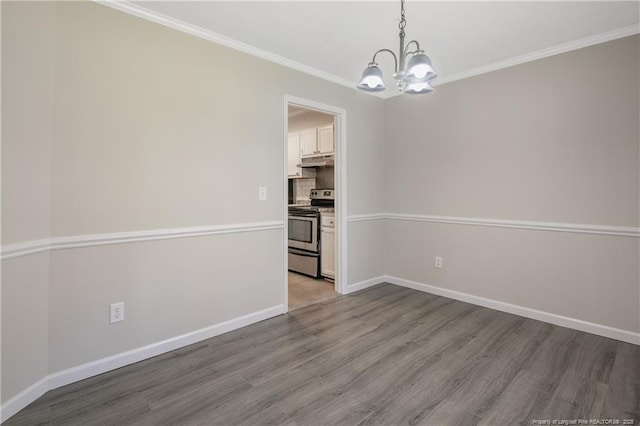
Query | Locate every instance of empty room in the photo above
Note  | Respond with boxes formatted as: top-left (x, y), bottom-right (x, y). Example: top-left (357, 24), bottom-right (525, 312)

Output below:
top-left (1, 1), bottom-right (638, 425)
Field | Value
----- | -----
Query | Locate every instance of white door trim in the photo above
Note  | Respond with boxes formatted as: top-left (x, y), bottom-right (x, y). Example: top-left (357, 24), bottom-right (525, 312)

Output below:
top-left (283, 95), bottom-right (348, 311)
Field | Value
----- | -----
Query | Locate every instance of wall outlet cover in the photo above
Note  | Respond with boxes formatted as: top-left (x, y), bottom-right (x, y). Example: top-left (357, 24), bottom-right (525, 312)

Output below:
top-left (110, 302), bottom-right (125, 324)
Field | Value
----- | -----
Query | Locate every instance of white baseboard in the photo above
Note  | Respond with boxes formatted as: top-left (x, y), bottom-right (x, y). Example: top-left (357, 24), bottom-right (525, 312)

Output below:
top-left (4, 278), bottom-right (637, 422)
top-left (385, 275), bottom-right (640, 346)
top-left (345, 276), bottom-right (386, 294)
top-left (1, 304), bottom-right (285, 423)
top-left (0, 377), bottom-right (49, 423)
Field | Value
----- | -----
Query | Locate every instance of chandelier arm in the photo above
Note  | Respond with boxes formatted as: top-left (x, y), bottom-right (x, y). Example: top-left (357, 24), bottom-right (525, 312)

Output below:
top-left (404, 40), bottom-right (421, 52)
top-left (371, 49), bottom-right (399, 73)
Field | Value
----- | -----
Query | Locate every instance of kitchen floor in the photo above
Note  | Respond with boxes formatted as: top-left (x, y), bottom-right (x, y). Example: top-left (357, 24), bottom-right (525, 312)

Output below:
top-left (288, 271), bottom-right (338, 311)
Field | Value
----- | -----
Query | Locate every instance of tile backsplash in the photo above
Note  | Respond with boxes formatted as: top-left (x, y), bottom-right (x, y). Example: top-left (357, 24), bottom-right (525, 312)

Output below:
top-left (295, 178), bottom-right (315, 203)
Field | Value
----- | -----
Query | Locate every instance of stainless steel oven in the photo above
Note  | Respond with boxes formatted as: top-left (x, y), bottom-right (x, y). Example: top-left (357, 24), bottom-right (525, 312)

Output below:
top-left (288, 247), bottom-right (320, 278)
top-left (287, 189), bottom-right (334, 278)
top-left (288, 208), bottom-right (320, 277)
top-left (288, 211), bottom-right (318, 252)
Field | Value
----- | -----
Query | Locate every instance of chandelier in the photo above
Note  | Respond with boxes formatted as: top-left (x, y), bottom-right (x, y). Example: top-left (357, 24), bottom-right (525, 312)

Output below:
top-left (357, 0), bottom-right (437, 95)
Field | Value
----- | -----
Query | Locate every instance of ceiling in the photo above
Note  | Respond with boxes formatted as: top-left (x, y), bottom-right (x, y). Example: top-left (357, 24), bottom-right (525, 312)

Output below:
top-left (288, 105), bottom-right (313, 118)
top-left (123, 1), bottom-right (639, 98)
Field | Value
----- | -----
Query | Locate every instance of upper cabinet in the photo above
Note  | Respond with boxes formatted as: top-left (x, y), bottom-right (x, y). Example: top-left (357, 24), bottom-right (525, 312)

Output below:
top-left (288, 132), bottom-right (317, 178)
top-left (288, 124), bottom-right (334, 177)
top-left (300, 125), bottom-right (334, 158)
top-left (317, 125), bottom-right (334, 155)
top-left (288, 133), bottom-right (301, 177)
top-left (300, 128), bottom-right (318, 158)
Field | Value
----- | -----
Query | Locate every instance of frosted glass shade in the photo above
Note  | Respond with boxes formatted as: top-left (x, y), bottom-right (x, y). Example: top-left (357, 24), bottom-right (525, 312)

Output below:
top-left (357, 63), bottom-right (386, 92)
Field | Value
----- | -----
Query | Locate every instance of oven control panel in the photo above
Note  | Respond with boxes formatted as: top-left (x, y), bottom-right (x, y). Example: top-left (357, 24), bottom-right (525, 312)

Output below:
top-left (310, 189), bottom-right (334, 200)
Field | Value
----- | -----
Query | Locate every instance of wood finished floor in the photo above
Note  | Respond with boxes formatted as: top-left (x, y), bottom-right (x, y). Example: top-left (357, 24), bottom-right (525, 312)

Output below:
top-left (6, 283), bottom-right (639, 426)
top-left (288, 271), bottom-right (338, 311)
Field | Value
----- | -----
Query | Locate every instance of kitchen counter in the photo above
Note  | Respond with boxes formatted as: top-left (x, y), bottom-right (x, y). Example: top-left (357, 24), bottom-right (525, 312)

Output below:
top-left (288, 205), bottom-right (334, 214)
top-left (317, 208), bottom-right (334, 213)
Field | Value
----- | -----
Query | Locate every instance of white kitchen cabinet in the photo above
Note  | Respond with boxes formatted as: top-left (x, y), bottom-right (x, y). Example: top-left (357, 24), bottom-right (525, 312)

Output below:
top-left (317, 125), bottom-right (334, 155)
top-left (300, 128), bottom-right (318, 157)
top-left (288, 132), bottom-right (316, 178)
top-left (288, 133), bottom-right (301, 177)
top-left (321, 213), bottom-right (335, 279)
top-left (300, 125), bottom-right (334, 157)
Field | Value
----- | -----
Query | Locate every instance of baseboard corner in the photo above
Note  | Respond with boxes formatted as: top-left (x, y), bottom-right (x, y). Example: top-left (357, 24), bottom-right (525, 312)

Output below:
top-left (384, 275), bottom-right (640, 346)
top-left (1, 304), bottom-right (285, 423)
top-left (0, 377), bottom-right (48, 423)
top-left (345, 275), bottom-right (386, 294)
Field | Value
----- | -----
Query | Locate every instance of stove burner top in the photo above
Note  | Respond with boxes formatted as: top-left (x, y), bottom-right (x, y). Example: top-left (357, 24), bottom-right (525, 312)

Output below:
top-left (288, 206), bottom-right (319, 216)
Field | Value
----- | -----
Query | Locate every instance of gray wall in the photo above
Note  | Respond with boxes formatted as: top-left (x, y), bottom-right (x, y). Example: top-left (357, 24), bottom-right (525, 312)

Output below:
top-left (384, 35), bottom-right (639, 333)
top-left (2, 0), bottom-right (638, 413)
top-left (1, 1), bottom-right (386, 404)
top-left (1, 1), bottom-right (55, 401)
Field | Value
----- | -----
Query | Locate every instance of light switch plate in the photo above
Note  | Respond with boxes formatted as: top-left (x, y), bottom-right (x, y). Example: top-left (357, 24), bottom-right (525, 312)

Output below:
top-left (258, 186), bottom-right (267, 201)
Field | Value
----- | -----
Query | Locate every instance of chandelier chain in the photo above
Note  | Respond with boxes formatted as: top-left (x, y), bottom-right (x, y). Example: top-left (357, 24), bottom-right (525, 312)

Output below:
top-left (399, 0), bottom-right (406, 31)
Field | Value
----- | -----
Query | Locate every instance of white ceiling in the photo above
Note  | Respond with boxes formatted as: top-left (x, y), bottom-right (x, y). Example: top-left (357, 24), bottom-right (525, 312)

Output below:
top-left (123, 1), bottom-right (639, 97)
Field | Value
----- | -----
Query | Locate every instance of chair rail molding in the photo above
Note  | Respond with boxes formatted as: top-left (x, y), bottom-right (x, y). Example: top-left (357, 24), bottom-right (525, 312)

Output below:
top-left (1, 221), bottom-right (284, 260)
top-left (346, 213), bottom-right (639, 237)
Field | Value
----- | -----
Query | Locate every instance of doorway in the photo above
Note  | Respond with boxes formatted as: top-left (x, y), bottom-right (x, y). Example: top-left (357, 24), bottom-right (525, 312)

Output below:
top-left (283, 96), bottom-right (346, 312)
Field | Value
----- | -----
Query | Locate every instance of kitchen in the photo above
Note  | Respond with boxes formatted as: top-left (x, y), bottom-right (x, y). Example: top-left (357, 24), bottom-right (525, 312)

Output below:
top-left (287, 105), bottom-right (337, 310)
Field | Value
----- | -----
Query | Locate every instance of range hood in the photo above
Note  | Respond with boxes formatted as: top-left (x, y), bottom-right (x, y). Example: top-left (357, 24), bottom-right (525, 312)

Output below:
top-left (298, 154), bottom-right (335, 168)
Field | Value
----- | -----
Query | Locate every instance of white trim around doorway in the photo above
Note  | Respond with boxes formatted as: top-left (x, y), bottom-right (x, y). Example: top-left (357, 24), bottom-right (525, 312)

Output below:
top-left (283, 95), bottom-right (347, 312)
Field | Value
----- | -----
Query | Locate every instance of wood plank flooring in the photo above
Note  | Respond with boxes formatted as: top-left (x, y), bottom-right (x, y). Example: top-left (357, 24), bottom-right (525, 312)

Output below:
top-left (5, 283), bottom-right (639, 426)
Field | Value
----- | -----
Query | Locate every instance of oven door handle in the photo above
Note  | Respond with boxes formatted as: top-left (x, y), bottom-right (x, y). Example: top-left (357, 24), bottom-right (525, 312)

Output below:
top-left (289, 248), bottom-right (319, 257)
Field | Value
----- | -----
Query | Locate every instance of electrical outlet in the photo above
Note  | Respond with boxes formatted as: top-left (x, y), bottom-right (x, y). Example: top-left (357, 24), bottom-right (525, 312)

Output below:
top-left (258, 186), bottom-right (267, 201)
top-left (110, 302), bottom-right (124, 324)
top-left (435, 256), bottom-right (443, 269)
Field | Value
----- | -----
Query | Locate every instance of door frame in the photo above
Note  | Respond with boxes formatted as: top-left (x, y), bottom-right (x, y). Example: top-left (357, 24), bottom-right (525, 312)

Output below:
top-left (283, 95), bottom-right (347, 312)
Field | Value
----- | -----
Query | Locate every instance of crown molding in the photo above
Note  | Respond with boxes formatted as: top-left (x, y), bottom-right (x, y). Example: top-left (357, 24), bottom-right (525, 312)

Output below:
top-left (94, 0), bottom-right (381, 96)
top-left (95, 2), bottom-right (638, 100)
top-left (381, 23), bottom-right (640, 98)
top-left (434, 24), bottom-right (640, 88)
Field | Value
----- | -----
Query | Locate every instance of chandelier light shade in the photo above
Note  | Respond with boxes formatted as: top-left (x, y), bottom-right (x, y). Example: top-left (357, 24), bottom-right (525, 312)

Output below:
top-left (357, 0), bottom-right (437, 95)
top-left (357, 63), bottom-right (386, 92)
top-left (404, 81), bottom-right (434, 95)
top-left (404, 51), bottom-right (437, 82)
